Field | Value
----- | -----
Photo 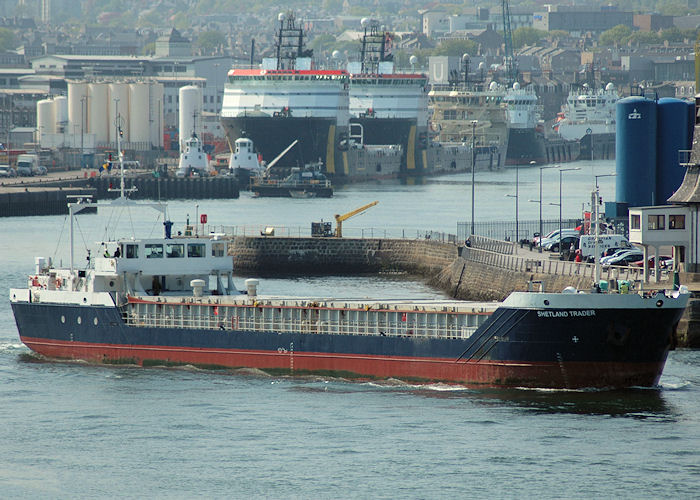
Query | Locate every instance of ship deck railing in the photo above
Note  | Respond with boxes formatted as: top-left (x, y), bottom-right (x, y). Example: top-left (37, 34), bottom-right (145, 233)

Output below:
top-left (122, 299), bottom-right (489, 340)
top-left (251, 178), bottom-right (332, 188)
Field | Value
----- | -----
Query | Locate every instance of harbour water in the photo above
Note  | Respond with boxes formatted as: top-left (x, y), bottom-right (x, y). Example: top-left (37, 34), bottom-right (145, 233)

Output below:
top-left (1, 159), bottom-right (699, 497)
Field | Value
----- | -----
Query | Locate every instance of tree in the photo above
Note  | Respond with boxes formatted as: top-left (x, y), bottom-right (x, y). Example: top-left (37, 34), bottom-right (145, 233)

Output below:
top-left (433, 39), bottom-right (478, 57)
top-left (628, 31), bottom-right (659, 45)
top-left (197, 30), bottom-right (226, 54)
top-left (512, 27), bottom-right (547, 49)
top-left (599, 25), bottom-right (633, 46)
top-left (0, 28), bottom-right (16, 52)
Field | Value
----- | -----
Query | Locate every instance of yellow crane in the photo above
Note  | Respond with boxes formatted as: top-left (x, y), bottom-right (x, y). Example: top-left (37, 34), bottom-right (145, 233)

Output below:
top-left (334, 201), bottom-right (379, 238)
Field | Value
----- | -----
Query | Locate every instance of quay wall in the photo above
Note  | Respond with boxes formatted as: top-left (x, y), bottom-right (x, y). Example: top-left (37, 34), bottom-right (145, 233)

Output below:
top-left (0, 175), bottom-right (239, 217)
top-left (229, 236), bottom-right (458, 275)
top-left (0, 187), bottom-right (96, 217)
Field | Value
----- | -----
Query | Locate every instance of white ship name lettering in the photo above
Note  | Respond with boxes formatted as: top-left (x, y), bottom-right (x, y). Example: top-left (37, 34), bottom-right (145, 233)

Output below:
top-left (537, 310), bottom-right (596, 318)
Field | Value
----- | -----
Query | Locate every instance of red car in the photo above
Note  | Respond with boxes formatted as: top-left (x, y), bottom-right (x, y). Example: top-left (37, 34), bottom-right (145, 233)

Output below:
top-left (632, 256), bottom-right (672, 268)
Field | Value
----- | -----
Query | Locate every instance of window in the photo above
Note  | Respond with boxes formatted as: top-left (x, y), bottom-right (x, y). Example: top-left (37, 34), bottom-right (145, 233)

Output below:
top-left (669, 215), bottom-right (685, 229)
top-left (126, 244), bottom-right (138, 258)
top-left (145, 244), bottom-right (163, 258)
top-left (648, 214), bottom-right (665, 230)
top-left (166, 243), bottom-right (184, 258)
top-left (212, 242), bottom-right (226, 257)
top-left (631, 214), bottom-right (640, 230)
top-left (188, 243), bottom-right (205, 258)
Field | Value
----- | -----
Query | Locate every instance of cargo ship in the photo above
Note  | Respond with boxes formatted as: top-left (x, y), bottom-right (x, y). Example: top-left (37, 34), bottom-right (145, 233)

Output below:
top-left (8, 162), bottom-right (690, 388)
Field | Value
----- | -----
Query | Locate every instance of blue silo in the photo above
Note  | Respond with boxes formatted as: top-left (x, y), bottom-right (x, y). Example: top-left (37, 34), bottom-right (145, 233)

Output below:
top-left (616, 96), bottom-right (657, 206)
top-left (656, 98), bottom-right (693, 203)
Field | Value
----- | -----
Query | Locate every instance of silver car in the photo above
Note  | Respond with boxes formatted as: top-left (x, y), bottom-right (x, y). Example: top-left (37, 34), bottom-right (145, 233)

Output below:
top-left (0, 165), bottom-right (16, 177)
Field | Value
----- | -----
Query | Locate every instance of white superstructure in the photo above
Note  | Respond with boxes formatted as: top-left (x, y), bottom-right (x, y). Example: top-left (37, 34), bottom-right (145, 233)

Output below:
top-left (221, 67), bottom-right (349, 125)
top-left (502, 82), bottom-right (540, 130)
top-left (555, 83), bottom-right (619, 141)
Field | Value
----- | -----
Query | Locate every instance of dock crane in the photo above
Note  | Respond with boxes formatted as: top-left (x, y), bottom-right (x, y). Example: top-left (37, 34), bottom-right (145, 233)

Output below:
top-left (334, 201), bottom-right (378, 237)
top-left (502, 0), bottom-right (517, 86)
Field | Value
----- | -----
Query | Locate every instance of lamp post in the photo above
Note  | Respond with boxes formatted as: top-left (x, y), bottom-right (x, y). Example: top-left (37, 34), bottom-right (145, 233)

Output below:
top-left (470, 120), bottom-right (478, 237)
top-left (592, 173), bottom-right (616, 282)
top-left (536, 165), bottom-right (557, 252)
top-left (80, 94), bottom-right (88, 169)
top-left (558, 167), bottom-right (581, 257)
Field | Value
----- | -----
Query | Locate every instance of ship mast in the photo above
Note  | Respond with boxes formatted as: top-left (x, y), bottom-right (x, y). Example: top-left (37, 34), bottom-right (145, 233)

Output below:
top-left (275, 11), bottom-right (312, 70)
top-left (359, 18), bottom-right (392, 74)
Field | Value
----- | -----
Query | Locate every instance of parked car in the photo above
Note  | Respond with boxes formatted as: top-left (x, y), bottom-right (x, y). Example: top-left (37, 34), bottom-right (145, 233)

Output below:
top-left (533, 228), bottom-right (579, 247)
top-left (543, 235), bottom-right (579, 252)
top-left (632, 256), bottom-right (672, 269)
top-left (16, 164), bottom-right (32, 176)
top-left (604, 250), bottom-right (644, 267)
top-left (600, 248), bottom-right (636, 265)
top-left (0, 165), bottom-right (16, 177)
top-left (31, 165), bottom-right (47, 176)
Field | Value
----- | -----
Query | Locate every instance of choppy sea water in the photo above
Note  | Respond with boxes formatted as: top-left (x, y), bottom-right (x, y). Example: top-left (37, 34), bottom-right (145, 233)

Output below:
top-left (1, 162), bottom-right (699, 497)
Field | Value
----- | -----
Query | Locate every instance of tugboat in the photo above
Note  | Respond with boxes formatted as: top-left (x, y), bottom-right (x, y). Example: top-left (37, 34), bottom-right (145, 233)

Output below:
top-left (176, 131), bottom-right (212, 177)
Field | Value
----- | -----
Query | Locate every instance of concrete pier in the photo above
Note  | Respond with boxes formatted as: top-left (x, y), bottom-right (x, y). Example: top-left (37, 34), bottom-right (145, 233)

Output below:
top-left (0, 173), bottom-right (239, 217)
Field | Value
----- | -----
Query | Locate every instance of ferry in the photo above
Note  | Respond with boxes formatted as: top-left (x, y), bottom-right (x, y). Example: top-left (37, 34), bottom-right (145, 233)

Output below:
top-left (8, 138), bottom-right (690, 388)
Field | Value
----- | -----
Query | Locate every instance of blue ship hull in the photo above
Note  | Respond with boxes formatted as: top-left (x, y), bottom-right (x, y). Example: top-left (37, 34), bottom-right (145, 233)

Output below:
top-left (11, 300), bottom-right (684, 388)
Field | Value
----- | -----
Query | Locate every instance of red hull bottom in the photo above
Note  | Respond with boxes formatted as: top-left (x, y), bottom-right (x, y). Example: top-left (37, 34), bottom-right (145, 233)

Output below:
top-left (21, 337), bottom-right (666, 389)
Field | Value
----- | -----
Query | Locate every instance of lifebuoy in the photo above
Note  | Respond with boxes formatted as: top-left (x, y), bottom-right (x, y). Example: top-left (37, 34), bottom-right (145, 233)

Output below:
top-left (56, 278), bottom-right (62, 288)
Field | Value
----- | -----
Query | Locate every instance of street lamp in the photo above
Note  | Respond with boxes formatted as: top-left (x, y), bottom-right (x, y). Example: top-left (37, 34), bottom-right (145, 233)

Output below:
top-left (558, 167), bottom-right (581, 257)
top-left (505, 194), bottom-right (517, 241)
top-left (592, 173), bottom-right (616, 282)
top-left (535, 165), bottom-right (557, 252)
top-left (470, 120), bottom-right (478, 237)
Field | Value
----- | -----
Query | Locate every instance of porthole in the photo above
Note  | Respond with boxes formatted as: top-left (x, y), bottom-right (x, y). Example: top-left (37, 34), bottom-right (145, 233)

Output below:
top-left (656, 300), bottom-right (663, 308)
top-left (77, 316), bottom-right (82, 325)
top-left (61, 315), bottom-right (66, 324)
top-left (94, 317), bottom-right (99, 326)
top-left (544, 300), bottom-right (550, 306)
top-left (109, 281), bottom-right (115, 288)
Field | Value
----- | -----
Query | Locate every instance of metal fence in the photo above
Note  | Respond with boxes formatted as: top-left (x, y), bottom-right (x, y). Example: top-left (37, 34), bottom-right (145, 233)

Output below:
top-left (457, 219), bottom-right (581, 242)
top-left (457, 218), bottom-right (629, 243)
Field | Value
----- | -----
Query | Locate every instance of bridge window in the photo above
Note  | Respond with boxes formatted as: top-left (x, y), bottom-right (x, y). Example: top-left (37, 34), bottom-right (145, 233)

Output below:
top-left (212, 242), bottom-right (226, 257)
top-left (125, 244), bottom-right (139, 258)
top-left (669, 215), bottom-right (685, 229)
top-left (166, 243), bottom-right (184, 258)
top-left (630, 214), bottom-right (640, 230)
top-left (146, 244), bottom-right (164, 258)
top-left (648, 214), bottom-right (665, 230)
top-left (188, 243), bottom-right (205, 258)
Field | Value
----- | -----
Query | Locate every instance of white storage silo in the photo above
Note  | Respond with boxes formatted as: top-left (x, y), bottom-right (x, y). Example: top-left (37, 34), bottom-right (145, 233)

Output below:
top-left (67, 82), bottom-right (88, 137)
top-left (53, 95), bottom-right (68, 133)
top-left (149, 82), bottom-right (165, 148)
top-left (37, 98), bottom-right (55, 145)
top-left (88, 83), bottom-right (109, 144)
top-left (179, 85), bottom-right (202, 151)
top-left (129, 83), bottom-right (150, 145)
top-left (108, 83), bottom-right (130, 143)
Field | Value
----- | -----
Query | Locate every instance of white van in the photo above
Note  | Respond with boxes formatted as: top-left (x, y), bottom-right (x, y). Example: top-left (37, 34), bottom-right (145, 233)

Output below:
top-left (579, 235), bottom-right (630, 260)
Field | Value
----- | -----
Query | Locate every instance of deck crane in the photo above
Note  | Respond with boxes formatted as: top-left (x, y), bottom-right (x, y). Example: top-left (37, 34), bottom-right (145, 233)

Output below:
top-left (502, 0), bottom-right (517, 86)
top-left (334, 201), bottom-right (378, 238)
